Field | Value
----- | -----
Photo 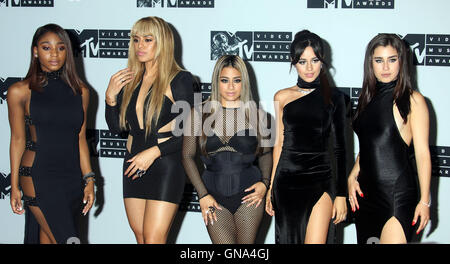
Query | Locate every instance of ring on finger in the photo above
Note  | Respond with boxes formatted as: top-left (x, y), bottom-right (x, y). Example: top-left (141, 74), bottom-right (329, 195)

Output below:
top-left (208, 206), bottom-right (216, 214)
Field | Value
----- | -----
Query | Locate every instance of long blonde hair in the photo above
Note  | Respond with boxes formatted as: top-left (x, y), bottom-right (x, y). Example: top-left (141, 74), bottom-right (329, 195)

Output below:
top-left (120, 16), bottom-right (182, 136)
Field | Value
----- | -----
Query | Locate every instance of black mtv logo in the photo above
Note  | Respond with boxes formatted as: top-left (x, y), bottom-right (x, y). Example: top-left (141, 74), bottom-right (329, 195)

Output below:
top-left (0, 172), bottom-right (11, 199)
top-left (0, 77), bottom-right (22, 104)
top-left (307, 0), bottom-right (338, 8)
top-left (401, 34), bottom-right (426, 66)
top-left (0, 0), bottom-right (53, 7)
top-left (137, 0), bottom-right (214, 8)
top-left (211, 31), bottom-right (253, 61)
top-left (66, 29), bottom-right (100, 58)
top-left (137, 0), bottom-right (177, 7)
top-left (307, 0), bottom-right (394, 9)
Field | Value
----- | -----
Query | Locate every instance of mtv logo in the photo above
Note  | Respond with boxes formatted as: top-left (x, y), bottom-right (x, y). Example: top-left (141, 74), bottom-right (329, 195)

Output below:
top-left (137, 0), bottom-right (177, 7)
top-left (401, 34), bottom-right (426, 65)
top-left (211, 31), bottom-right (253, 61)
top-left (307, 0), bottom-right (338, 8)
top-left (66, 29), bottom-right (100, 58)
top-left (0, 172), bottom-right (11, 199)
top-left (0, 77), bottom-right (22, 102)
top-left (341, 0), bottom-right (354, 8)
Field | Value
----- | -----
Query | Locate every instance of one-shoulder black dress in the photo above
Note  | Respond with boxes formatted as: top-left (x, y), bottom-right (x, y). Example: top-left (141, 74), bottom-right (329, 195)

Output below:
top-left (22, 71), bottom-right (84, 244)
top-left (105, 71), bottom-right (194, 203)
top-left (272, 85), bottom-right (347, 244)
top-left (353, 81), bottom-right (418, 244)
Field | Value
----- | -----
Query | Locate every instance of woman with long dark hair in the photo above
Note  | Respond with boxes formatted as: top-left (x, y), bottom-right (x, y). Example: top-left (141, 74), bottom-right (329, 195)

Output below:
top-left (349, 33), bottom-right (431, 244)
top-left (182, 55), bottom-right (272, 243)
top-left (8, 23), bottom-right (95, 244)
top-left (105, 16), bottom-right (194, 244)
top-left (265, 30), bottom-right (347, 244)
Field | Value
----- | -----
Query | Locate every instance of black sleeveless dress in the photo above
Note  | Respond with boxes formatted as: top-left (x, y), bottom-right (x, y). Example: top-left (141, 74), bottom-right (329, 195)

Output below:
top-left (353, 81), bottom-right (418, 244)
top-left (23, 71), bottom-right (84, 244)
top-left (272, 85), bottom-right (347, 244)
top-left (105, 71), bottom-right (194, 203)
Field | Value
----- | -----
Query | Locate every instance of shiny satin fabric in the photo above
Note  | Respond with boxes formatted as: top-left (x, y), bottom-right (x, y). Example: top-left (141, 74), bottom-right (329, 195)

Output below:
top-left (272, 86), bottom-right (347, 244)
top-left (353, 81), bottom-right (418, 244)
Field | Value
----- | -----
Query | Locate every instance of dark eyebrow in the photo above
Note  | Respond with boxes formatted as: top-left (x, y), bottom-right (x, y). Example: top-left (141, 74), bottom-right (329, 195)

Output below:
top-left (373, 55), bottom-right (398, 59)
top-left (38, 41), bottom-right (65, 45)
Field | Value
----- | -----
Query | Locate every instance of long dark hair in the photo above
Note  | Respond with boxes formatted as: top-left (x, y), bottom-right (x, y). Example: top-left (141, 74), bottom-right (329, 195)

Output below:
top-left (25, 23), bottom-right (84, 94)
top-left (354, 33), bottom-right (414, 123)
top-left (290, 29), bottom-right (331, 105)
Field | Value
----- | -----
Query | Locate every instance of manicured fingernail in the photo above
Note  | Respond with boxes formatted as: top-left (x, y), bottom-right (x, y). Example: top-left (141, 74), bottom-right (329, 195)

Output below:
top-left (412, 221), bottom-right (416, 226)
top-left (360, 193), bottom-right (364, 198)
top-left (83, 200), bottom-right (87, 204)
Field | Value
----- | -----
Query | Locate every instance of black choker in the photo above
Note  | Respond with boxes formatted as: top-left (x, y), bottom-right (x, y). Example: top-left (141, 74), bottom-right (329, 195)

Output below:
top-left (44, 68), bottom-right (63, 80)
top-left (297, 76), bottom-right (320, 89)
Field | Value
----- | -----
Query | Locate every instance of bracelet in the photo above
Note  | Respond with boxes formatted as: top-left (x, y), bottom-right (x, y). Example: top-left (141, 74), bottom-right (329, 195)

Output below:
top-left (83, 172), bottom-right (96, 186)
top-left (421, 200), bottom-right (431, 207)
top-left (85, 177), bottom-right (96, 186)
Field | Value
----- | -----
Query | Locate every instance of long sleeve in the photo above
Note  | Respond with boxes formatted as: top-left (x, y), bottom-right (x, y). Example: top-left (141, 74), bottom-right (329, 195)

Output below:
top-left (182, 108), bottom-right (209, 199)
top-left (331, 90), bottom-right (347, 196)
top-left (157, 71), bottom-right (195, 157)
top-left (105, 90), bottom-right (124, 135)
top-left (257, 111), bottom-right (274, 188)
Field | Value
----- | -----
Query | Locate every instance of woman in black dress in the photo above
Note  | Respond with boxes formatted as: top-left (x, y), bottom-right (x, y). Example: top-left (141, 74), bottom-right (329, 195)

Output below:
top-left (105, 16), bottom-right (194, 244)
top-left (349, 34), bottom-right (431, 244)
top-left (265, 30), bottom-right (347, 244)
top-left (182, 55), bottom-right (272, 243)
top-left (8, 24), bottom-right (95, 244)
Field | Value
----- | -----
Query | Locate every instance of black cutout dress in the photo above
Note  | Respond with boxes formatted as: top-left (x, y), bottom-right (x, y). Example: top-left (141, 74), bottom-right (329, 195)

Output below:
top-left (105, 71), bottom-right (194, 203)
top-left (23, 71), bottom-right (84, 244)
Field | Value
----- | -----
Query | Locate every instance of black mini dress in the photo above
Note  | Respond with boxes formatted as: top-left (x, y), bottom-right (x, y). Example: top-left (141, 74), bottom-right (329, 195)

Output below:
top-left (105, 71), bottom-right (194, 203)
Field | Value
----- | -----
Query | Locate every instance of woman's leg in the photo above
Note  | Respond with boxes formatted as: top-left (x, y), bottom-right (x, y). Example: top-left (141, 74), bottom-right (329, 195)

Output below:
top-left (20, 176), bottom-right (57, 244)
top-left (142, 200), bottom-right (179, 244)
top-left (124, 198), bottom-right (146, 244)
top-left (206, 205), bottom-right (236, 244)
top-left (304, 192), bottom-right (333, 244)
top-left (234, 202), bottom-right (264, 244)
top-left (379, 217), bottom-right (407, 244)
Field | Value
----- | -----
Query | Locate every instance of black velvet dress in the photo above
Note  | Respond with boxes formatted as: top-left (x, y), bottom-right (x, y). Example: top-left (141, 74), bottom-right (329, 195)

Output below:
top-left (352, 81), bottom-right (418, 244)
top-left (105, 71), bottom-right (194, 203)
top-left (22, 71), bottom-right (84, 244)
top-left (272, 83), bottom-right (347, 244)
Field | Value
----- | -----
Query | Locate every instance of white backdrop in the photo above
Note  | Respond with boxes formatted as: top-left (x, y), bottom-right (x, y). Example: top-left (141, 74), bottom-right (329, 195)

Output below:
top-left (0, 0), bottom-right (449, 244)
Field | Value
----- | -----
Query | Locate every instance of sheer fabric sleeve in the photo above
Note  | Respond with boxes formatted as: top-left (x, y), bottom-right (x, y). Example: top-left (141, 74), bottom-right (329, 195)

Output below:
top-left (258, 111), bottom-right (274, 189)
top-left (331, 90), bottom-right (347, 196)
top-left (105, 90), bottom-right (124, 135)
top-left (157, 71), bottom-right (195, 157)
top-left (182, 108), bottom-right (209, 199)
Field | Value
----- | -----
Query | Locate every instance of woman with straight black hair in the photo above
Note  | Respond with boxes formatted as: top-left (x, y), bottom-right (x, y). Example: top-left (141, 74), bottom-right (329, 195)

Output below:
top-left (265, 30), bottom-right (347, 244)
top-left (349, 33), bottom-right (431, 244)
top-left (8, 23), bottom-right (95, 244)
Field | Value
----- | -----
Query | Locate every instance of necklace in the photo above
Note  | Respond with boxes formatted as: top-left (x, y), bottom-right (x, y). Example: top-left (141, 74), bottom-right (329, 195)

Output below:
top-left (297, 87), bottom-right (315, 95)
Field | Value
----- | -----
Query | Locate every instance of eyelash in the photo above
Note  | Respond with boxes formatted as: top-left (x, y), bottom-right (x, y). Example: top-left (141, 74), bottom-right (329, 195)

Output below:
top-left (298, 58), bottom-right (320, 65)
top-left (375, 58), bottom-right (398, 63)
top-left (220, 79), bottom-right (241, 83)
top-left (133, 38), bottom-right (153, 43)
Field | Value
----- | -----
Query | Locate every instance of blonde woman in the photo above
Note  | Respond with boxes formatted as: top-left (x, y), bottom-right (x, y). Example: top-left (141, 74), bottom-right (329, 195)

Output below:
top-left (105, 16), bottom-right (194, 244)
top-left (182, 55), bottom-right (272, 243)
